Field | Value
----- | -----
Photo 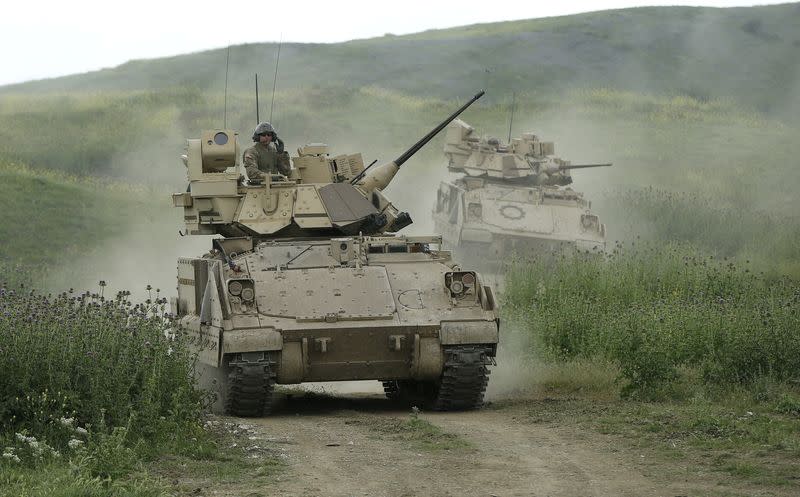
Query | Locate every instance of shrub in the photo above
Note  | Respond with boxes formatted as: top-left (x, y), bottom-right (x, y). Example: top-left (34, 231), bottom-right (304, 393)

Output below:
top-left (0, 282), bottom-right (205, 469)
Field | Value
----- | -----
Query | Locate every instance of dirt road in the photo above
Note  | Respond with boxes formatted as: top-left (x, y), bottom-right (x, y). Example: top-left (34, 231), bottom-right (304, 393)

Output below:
top-left (209, 383), bottom-right (695, 497)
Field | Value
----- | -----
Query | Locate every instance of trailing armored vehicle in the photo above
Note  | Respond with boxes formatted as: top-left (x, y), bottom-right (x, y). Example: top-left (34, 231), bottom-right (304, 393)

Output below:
top-left (171, 93), bottom-right (499, 416)
top-left (432, 119), bottom-right (610, 268)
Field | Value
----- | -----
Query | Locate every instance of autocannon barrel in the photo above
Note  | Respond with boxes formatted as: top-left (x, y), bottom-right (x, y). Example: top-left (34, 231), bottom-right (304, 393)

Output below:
top-left (558, 163), bottom-right (613, 170)
top-left (394, 90), bottom-right (485, 167)
top-left (357, 90), bottom-right (485, 193)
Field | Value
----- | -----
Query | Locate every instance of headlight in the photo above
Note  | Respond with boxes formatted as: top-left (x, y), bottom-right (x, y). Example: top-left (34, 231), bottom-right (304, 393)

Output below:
top-left (228, 279), bottom-right (255, 301)
top-left (445, 271), bottom-right (477, 298)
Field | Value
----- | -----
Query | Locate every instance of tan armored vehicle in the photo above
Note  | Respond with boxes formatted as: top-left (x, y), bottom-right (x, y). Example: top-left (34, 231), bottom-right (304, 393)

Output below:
top-left (433, 119), bottom-right (610, 268)
top-left (171, 93), bottom-right (499, 416)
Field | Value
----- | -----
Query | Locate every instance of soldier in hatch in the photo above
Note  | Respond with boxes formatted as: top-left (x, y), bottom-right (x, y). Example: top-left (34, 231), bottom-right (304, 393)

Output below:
top-left (243, 122), bottom-right (292, 182)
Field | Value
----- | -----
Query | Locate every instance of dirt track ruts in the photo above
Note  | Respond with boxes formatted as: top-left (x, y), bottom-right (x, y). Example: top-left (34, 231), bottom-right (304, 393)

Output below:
top-left (220, 385), bottom-right (691, 497)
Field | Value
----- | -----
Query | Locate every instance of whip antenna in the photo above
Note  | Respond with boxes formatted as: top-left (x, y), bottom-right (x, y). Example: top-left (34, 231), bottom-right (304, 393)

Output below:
top-left (270, 35), bottom-right (282, 124)
top-left (223, 46), bottom-right (230, 128)
top-left (507, 92), bottom-right (516, 144)
top-left (255, 74), bottom-right (260, 124)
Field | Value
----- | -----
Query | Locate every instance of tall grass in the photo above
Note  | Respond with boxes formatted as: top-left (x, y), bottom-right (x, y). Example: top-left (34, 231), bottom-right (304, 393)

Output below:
top-left (503, 242), bottom-right (800, 398)
top-left (0, 275), bottom-right (207, 487)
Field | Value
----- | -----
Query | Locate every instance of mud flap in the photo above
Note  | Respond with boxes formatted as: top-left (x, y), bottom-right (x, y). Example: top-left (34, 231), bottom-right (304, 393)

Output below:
top-left (411, 334), bottom-right (444, 380)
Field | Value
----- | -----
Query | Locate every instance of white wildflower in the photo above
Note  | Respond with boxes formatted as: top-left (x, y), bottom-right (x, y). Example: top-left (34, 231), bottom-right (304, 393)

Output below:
top-left (28, 440), bottom-right (44, 456)
top-left (59, 417), bottom-right (75, 427)
top-left (75, 427), bottom-right (88, 436)
top-left (2, 452), bottom-right (20, 463)
top-left (16, 434), bottom-right (37, 444)
top-left (68, 439), bottom-right (84, 449)
top-left (167, 346), bottom-right (174, 356)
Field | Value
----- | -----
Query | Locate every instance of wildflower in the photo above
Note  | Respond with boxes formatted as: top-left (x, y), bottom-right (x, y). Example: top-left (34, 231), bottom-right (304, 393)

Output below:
top-left (68, 439), bottom-right (84, 449)
top-left (167, 346), bottom-right (174, 356)
top-left (2, 452), bottom-right (20, 463)
top-left (75, 427), bottom-right (88, 437)
top-left (59, 417), bottom-right (75, 427)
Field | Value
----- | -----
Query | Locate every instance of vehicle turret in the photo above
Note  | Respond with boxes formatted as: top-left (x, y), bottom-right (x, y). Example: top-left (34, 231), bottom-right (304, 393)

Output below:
top-left (173, 92), bottom-right (484, 239)
top-left (443, 119), bottom-right (611, 187)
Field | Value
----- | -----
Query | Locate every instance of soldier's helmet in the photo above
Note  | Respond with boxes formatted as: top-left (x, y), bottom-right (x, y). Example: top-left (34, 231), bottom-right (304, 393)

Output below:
top-left (252, 122), bottom-right (275, 142)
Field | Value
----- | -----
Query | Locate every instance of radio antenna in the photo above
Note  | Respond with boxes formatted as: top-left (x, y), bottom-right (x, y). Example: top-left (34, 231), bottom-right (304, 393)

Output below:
top-left (255, 73), bottom-right (260, 124)
top-left (223, 46), bottom-right (230, 128)
top-left (269, 35), bottom-right (283, 124)
top-left (507, 92), bottom-right (516, 144)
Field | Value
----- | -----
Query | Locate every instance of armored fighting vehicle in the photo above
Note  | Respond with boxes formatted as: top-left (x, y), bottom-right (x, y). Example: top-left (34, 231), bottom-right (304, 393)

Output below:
top-left (433, 119), bottom-right (610, 268)
top-left (171, 93), bottom-right (499, 416)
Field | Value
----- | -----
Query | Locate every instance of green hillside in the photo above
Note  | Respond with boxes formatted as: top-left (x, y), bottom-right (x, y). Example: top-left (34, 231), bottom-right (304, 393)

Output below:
top-left (3, 5), bottom-right (800, 117)
top-left (0, 161), bottom-right (164, 288)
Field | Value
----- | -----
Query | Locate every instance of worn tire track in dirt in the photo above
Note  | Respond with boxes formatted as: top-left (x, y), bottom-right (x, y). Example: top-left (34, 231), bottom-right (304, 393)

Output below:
top-left (237, 385), bottom-right (688, 497)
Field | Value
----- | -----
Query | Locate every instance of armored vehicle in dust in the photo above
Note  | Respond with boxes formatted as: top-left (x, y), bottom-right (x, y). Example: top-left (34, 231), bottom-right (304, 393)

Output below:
top-left (433, 119), bottom-right (610, 268)
top-left (171, 93), bottom-right (499, 416)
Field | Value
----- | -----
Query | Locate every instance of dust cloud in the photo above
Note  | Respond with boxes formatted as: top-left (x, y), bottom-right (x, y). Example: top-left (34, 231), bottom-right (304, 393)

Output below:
top-left (485, 323), bottom-right (539, 400)
top-left (109, 117), bottom-right (193, 187)
top-left (47, 120), bottom-right (208, 300)
top-left (50, 202), bottom-right (211, 302)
